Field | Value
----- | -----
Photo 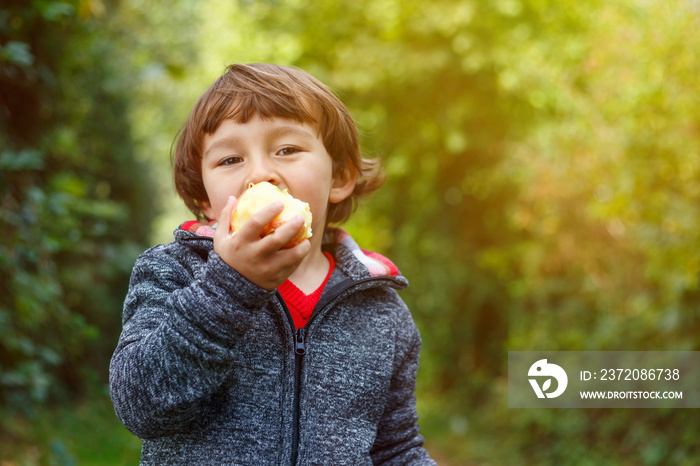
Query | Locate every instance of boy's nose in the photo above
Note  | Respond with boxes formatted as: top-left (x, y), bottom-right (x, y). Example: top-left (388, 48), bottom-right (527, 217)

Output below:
top-left (245, 158), bottom-right (279, 188)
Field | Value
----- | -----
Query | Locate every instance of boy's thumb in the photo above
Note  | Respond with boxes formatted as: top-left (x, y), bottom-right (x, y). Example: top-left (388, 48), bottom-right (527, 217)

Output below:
top-left (217, 196), bottom-right (238, 236)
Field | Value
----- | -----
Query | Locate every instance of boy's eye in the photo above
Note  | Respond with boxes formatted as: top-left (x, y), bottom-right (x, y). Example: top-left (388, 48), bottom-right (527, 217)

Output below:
top-left (218, 156), bottom-right (243, 166)
top-left (277, 146), bottom-right (301, 156)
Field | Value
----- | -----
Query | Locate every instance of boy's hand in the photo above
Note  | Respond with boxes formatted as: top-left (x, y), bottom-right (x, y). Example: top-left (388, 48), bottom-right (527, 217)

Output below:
top-left (213, 196), bottom-right (311, 290)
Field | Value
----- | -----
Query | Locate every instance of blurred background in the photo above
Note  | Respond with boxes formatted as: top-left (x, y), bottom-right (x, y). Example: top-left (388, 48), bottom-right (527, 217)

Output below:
top-left (1, 0), bottom-right (699, 464)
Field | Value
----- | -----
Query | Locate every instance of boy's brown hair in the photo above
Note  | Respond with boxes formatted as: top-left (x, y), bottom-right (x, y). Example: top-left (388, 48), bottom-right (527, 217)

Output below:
top-left (173, 63), bottom-right (384, 224)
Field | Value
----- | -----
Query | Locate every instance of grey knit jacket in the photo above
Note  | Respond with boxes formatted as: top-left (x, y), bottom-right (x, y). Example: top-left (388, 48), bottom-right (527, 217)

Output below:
top-left (109, 225), bottom-right (436, 465)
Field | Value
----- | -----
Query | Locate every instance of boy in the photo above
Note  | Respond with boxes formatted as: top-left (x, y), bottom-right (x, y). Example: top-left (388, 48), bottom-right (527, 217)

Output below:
top-left (110, 63), bottom-right (436, 465)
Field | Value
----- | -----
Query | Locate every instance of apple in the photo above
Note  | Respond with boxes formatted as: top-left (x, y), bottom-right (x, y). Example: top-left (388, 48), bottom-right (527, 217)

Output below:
top-left (230, 181), bottom-right (312, 248)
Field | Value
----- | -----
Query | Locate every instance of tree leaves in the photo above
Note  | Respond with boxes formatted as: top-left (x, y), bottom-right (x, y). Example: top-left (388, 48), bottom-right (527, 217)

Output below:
top-left (0, 41), bottom-right (34, 66)
top-left (0, 0), bottom-right (155, 413)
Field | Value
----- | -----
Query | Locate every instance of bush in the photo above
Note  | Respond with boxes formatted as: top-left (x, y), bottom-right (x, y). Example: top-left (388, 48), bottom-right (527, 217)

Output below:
top-left (0, 1), bottom-right (154, 415)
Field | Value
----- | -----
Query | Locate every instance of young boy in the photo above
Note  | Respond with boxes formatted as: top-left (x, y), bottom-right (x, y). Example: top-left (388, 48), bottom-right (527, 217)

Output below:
top-left (110, 63), bottom-right (435, 465)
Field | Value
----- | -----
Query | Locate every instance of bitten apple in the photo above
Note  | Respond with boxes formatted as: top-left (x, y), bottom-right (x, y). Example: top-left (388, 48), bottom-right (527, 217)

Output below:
top-left (230, 181), bottom-right (312, 248)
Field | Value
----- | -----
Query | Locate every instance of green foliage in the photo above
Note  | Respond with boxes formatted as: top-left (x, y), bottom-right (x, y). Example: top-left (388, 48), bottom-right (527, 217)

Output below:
top-left (0, 393), bottom-right (141, 465)
top-left (0, 0), bottom-right (155, 417)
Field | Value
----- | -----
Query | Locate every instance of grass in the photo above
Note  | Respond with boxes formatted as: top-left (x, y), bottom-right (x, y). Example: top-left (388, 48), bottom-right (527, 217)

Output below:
top-left (0, 392), bottom-right (141, 466)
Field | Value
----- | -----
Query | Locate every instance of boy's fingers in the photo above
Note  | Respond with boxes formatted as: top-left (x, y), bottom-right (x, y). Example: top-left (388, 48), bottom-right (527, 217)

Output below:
top-left (235, 201), bottom-right (285, 241)
top-left (267, 237), bottom-right (311, 272)
top-left (280, 237), bottom-right (311, 261)
top-left (260, 215), bottom-right (306, 251)
top-left (214, 196), bottom-right (238, 240)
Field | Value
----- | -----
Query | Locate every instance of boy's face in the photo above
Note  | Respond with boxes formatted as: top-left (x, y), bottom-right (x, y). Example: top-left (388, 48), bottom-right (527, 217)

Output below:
top-left (199, 115), bottom-right (355, 238)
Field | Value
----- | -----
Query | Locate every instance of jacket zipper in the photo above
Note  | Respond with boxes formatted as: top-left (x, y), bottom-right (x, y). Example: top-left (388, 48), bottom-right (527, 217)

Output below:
top-left (276, 294), bottom-right (305, 465)
top-left (291, 327), bottom-right (305, 465)
top-left (276, 276), bottom-right (399, 465)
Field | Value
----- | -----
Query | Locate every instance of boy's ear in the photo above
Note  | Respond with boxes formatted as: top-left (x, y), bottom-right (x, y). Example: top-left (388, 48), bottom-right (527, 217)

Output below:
top-left (329, 161), bottom-right (357, 204)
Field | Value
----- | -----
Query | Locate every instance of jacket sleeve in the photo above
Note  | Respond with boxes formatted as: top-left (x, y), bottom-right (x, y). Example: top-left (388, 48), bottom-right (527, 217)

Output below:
top-left (370, 298), bottom-right (437, 465)
top-left (109, 246), bottom-right (275, 439)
